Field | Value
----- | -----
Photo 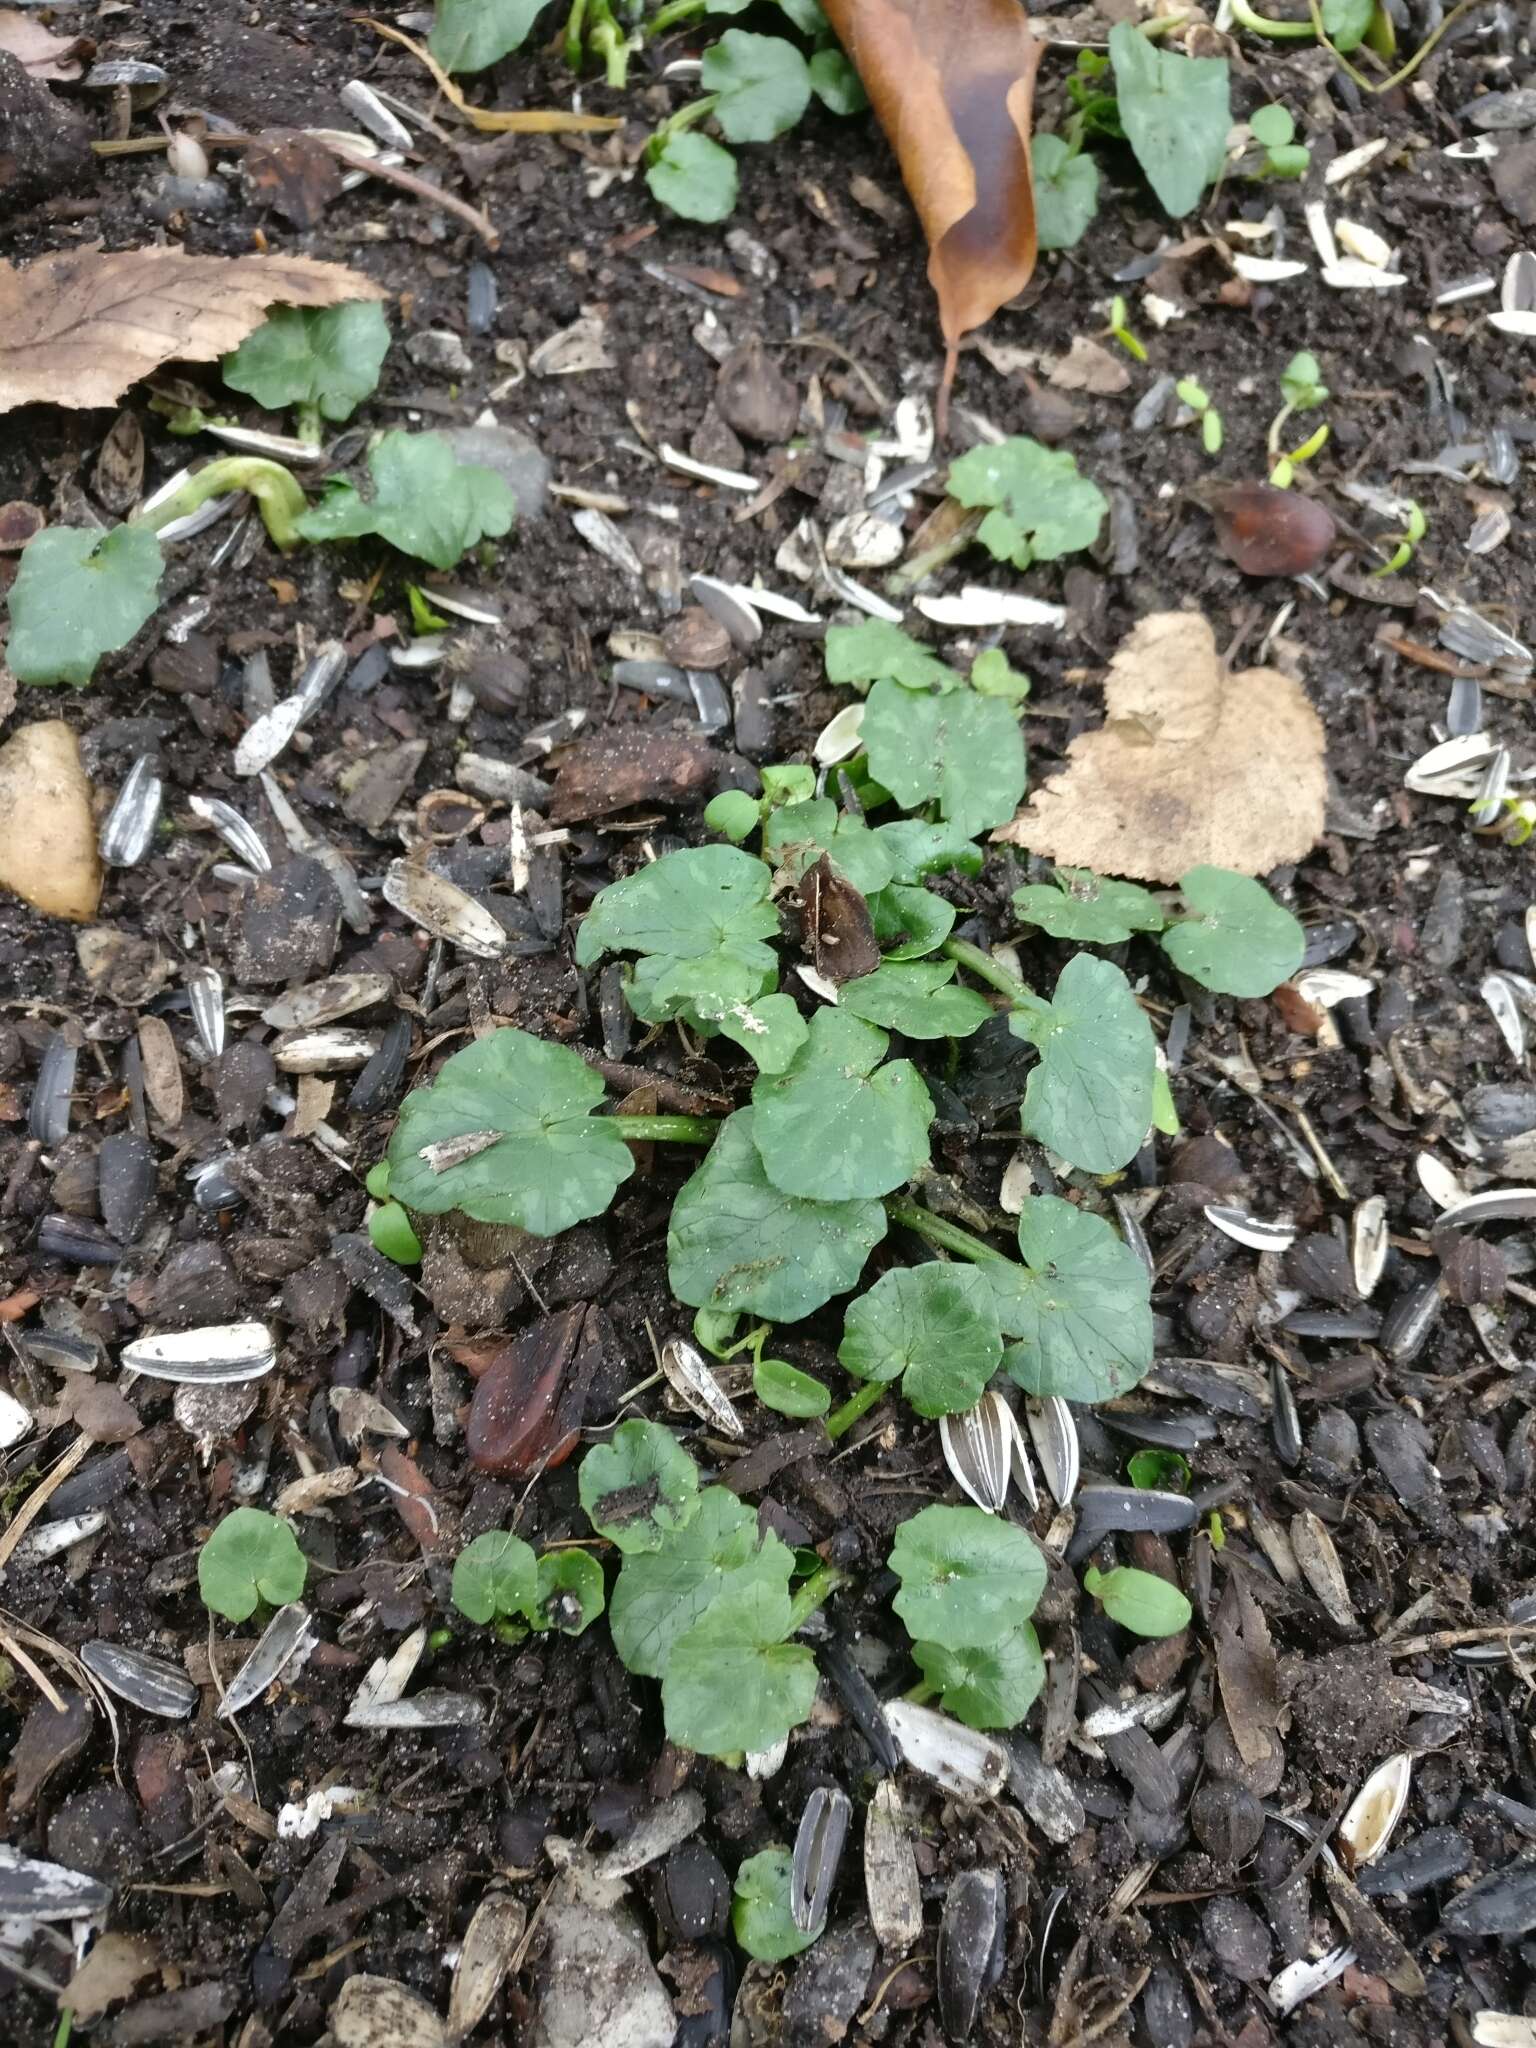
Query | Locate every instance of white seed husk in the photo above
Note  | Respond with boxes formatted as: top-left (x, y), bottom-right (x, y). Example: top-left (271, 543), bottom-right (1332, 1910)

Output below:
top-left (660, 1336), bottom-right (745, 1439)
top-left (1414, 1151), bottom-right (1466, 1210)
top-left (689, 573), bottom-right (763, 648)
top-left (449, 1889), bottom-right (527, 2037)
top-left (218, 1602), bottom-right (317, 1720)
top-left (121, 1321), bottom-right (276, 1386)
top-left (915, 586), bottom-right (1067, 629)
top-left (1351, 1195), bottom-right (1388, 1297)
top-left (659, 442), bottom-right (759, 492)
top-left (382, 859), bottom-right (509, 960)
top-left (261, 973), bottom-right (394, 1031)
top-left (812, 702), bottom-right (866, 765)
top-left (1290, 1509), bottom-right (1356, 1629)
top-left (864, 1780), bottom-right (922, 1950)
top-left (883, 1700), bottom-right (1008, 1801)
top-left (1204, 1203), bottom-right (1297, 1252)
top-left (1337, 1751), bottom-right (1412, 1870)
top-left (1026, 1396), bottom-right (1079, 1507)
top-left (1404, 731), bottom-right (1498, 797)
top-left (272, 1027), bottom-right (382, 1074)
top-left (1270, 1947), bottom-right (1356, 2016)
top-left (81, 1639), bottom-right (197, 1719)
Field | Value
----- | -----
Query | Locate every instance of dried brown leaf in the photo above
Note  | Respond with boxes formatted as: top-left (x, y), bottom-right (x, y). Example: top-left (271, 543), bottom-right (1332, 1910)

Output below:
top-left (0, 10), bottom-right (90, 79)
top-left (823, 0), bottom-right (1041, 418)
top-left (995, 610), bottom-right (1326, 881)
top-left (1212, 1572), bottom-right (1281, 1768)
top-left (0, 246), bottom-right (387, 414)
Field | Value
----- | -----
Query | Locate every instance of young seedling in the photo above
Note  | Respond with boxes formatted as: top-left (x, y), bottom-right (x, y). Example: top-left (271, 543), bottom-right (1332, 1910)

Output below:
top-left (1083, 1563), bottom-right (1193, 1637)
top-left (1032, 132), bottom-right (1102, 251)
top-left (1372, 497), bottom-right (1427, 576)
top-left (1107, 23), bottom-right (1232, 219)
top-left (945, 436), bottom-right (1109, 574)
top-left (4, 430), bottom-right (514, 686)
top-left (222, 300), bottom-right (392, 448)
top-left (1175, 376), bottom-right (1224, 456)
top-left (733, 1847), bottom-right (822, 1962)
top-left (364, 1161), bottom-right (422, 1265)
top-left (1267, 350), bottom-right (1330, 485)
top-left (1105, 294), bottom-right (1149, 364)
top-left (1247, 102), bottom-right (1310, 180)
top-left (890, 1504), bottom-right (1048, 1728)
top-left (1229, 0), bottom-right (1378, 52)
top-left (199, 1507), bottom-right (307, 1622)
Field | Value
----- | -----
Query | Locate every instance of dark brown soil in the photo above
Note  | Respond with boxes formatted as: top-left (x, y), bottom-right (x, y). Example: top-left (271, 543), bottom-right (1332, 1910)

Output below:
top-left (3, 3), bottom-right (1536, 2043)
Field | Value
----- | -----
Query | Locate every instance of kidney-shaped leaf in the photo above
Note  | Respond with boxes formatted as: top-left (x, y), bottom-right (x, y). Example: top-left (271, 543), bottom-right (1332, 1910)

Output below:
top-left (889, 1502), bottom-right (1045, 1648)
top-left (992, 1194), bottom-right (1153, 1402)
top-left (296, 429), bottom-right (515, 569)
top-left (838, 959), bottom-right (993, 1040)
top-left (1012, 868), bottom-right (1166, 946)
top-left (839, 1264), bottom-right (1001, 1415)
top-left (386, 1027), bottom-right (634, 1236)
top-left (1160, 866), bottom-right (1304, 997)
top-left (579, 1420), bottom-right (701, 1556)
top-left (663, 1578), bottom-right (819, 1755)
top-left (5, 524), bottom-right (163, 687)
top-left (1008, 953), bottom-right (1156, 1173)
top-left (750, 1008), bottom-right (933, 1200)
top-left (452, 1529), bottom-right (538, 1624)
top-left (702, 29), bottom-right (812, 142)
top-left (862, 680), bottom-right (1025, 840)
top-left (222, 299), bottom-right (391, 423)
top-left (574, 843), bottom-right (781, 1019)
top-left (668, 1108), bottom-right (887, 1321)
top-left (430, 0), bottom-right (545, 72)
top-left (946, 436), bottom-right (1107, 572)
top-left (911, 1620), bottom-right (1045, 1728)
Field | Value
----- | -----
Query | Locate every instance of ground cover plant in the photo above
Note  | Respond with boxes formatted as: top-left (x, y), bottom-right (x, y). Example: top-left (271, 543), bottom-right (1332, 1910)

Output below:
top-left (4, 0), bottom-right (1533, 2035)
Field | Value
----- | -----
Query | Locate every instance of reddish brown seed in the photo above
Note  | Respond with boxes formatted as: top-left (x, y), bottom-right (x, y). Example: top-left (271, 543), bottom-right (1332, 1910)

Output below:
top-left (1207, 483), bottom-right (1337, 579)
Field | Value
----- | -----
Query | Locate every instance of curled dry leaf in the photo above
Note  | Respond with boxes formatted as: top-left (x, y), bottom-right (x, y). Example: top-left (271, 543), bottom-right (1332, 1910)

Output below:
top-left (822, 0), bottom-right (1041, 422)
top-left (0, 246), bottom-right (387, 414)
top-left (995, 611), bottom-right (1326, 882)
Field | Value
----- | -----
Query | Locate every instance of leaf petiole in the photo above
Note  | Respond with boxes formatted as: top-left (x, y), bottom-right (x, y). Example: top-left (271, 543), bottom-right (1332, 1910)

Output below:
top-left (786, 1563), bottom-right (844, 1633)
top-left (883, 1199), bottom-right (1011, 1267)
top-left (604, 1114), bottom-right (719, 1143)
top-left (649, 92), bottom-right (721, 156)
top-left (648, 0), bottom-right (708, 32)
top-left (139, 457), bottom-right (307, 550)
top-left (941, 935), bottom-right (1032, 1008)
top-left (823, 1377), bottom-right (887, 1441)
top-left (1229, 0), bottom-right (1317, 35)
top-left (563, 0), bottom-right (591, 69)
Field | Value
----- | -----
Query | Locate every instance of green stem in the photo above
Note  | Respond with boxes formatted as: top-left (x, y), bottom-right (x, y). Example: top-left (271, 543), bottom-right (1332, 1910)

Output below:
top-left (605, 1114), bottom-right (718, 1143)
top-left (563, 0), bottom-right (591, 68)
top-left (884, 1199), bottom-right (1011, 1266)
top-left (137, 457), bottom-right (307, 551)
top-left (787, 1563), bottom-right (844, 1633)
top-left (1229, 0), bottom-right (1316, 36)
top-left (647, 92), bottom-right (721, 162)
top-left (295, 402), bottom-right (322, 449)
top-left (823, 1377), bottom-right (888, 1442)
top-left (903, 1679), bottom-right (938, 1706)
top-left (648, 0), bottom-right (708, 32)
top-left (594, 23), bottom-right (631, 87)
top-left (941, 936), bottom-right (1034, 1008)
top-left (1267, 400), bottom-right (1294, 457)
top-left (1305, 0), bottom-right (1474, 87)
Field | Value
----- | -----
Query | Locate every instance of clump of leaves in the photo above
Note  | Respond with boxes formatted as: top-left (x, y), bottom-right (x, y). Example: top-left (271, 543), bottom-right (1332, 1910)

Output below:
top-left (581, 1427), bottom-right (836, 1757)
top-left (1012, 863), bottom-right (1305, 999)
top-left (1084, 1563), bottom-right (1193, 1637)
top-left (890, 1504), bottom-right (1047, 1727)
top-left (946, 436), bottom-right (1107, 573)
top-left (199, 1507), bottom-right (307, 1622)
top-left (643, 22), bottom-right (864, 221)
top-left (453, 1529), bottom-right (606, 1636)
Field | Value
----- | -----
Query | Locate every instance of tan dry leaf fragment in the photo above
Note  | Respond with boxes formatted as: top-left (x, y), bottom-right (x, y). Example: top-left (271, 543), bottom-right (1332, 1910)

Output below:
top-left (0, 10), bottom-right (89, 78)
top-left (822, 0), bottom-right (1041, 421)
top-left (0, 246), bottom-right (387, 415)
top-left (995, 610), bottom-right (1326, 881)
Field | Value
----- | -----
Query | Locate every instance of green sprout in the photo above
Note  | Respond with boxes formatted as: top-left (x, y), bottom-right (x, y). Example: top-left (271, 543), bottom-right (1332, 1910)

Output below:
top-left (1175, 376), bottom-right (1224, 455)
top-left (1106, 294), bottom-right (1148, 363)
top-left (1373, 498), bottom-right (1427, 576)
top-left (1247, 102), bottom-right (1310, 180)
top-left (1267, 350), bottom-right (1330, 484)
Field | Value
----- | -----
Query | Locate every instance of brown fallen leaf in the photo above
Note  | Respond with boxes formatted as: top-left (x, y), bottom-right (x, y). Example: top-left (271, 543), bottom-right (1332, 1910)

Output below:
top-left (242, 128), bottom-right (345, 229)
top-left (1047, 334), bottom-right (1131, 396)
top-left (0, 9), bottom-right (90, 79)
top-left (995, 610), bottom-right (1326, 882)
top-left (823, 0), bottom-right (1041, 426)
top-left (0, 246), bottom-right (386, 414)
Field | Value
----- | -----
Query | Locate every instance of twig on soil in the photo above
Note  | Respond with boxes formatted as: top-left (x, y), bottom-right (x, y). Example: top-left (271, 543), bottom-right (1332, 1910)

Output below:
top-left (312, 138), bottom-right (502, 248)
top-left (1388, 1623), bottom-right (1536, 1655)
top-left (0, 1432), bottom-right (88, 1578)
